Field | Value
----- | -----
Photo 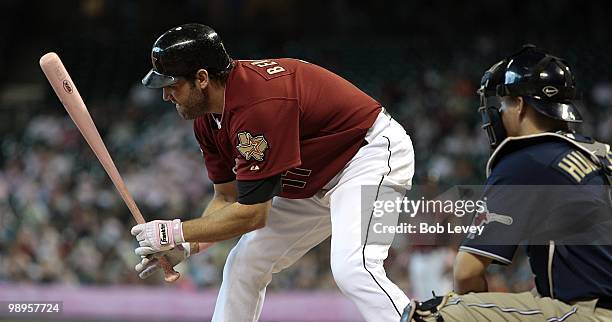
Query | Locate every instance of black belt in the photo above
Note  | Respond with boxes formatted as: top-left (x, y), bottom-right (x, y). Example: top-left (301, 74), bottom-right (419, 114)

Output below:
top-left (360, 139), bottom-right (368, 148)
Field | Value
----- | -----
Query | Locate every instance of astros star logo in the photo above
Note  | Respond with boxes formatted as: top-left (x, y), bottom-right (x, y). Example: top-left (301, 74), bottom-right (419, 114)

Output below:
top-left (236, 132), bottom-right (268, 162)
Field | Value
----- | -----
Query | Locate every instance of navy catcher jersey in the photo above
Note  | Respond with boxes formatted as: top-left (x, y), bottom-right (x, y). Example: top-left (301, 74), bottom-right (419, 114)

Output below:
top-left (460, 133), bottom-right (612, 303)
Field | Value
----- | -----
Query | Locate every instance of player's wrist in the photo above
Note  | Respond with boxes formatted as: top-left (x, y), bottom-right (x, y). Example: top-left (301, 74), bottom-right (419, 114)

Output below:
top-left (188, 242), bottom-right (198, 255)
top-left (179, 242), bottom-right (192, 257)
top-left (173, 219), bottom-right (185, 244)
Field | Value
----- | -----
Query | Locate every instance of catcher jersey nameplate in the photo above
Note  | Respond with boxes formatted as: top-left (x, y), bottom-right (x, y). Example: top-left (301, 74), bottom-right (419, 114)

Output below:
top-left (555, 150), bottom-right (599, 183)
top-left (236, 132), bottom-right (268, 162)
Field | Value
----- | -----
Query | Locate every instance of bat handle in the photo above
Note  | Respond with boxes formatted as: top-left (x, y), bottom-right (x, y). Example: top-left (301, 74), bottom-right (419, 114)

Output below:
top-left (161, 258), bottom-right (180, 282)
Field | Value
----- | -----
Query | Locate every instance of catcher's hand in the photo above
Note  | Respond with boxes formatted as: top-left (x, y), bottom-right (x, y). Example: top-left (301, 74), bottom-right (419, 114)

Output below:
top-left (135, 243), bottom-right (191, 279)
top-left (401, 292), bottom-right (455, 322)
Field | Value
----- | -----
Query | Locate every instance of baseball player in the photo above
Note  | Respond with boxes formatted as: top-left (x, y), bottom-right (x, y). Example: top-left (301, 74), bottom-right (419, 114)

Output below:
top-left (401, 45), bottom-right (612, 321)
top-left (130, 23), bottom-right (415, 322)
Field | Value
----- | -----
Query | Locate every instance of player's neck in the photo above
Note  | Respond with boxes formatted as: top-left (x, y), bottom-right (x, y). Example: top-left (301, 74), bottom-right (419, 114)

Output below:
top-left (517, 123), bottom-right (544, 136)
top-left (517, 115), bottom-right (568, 136)
top-left (208, 82), bottom-right (226, 115)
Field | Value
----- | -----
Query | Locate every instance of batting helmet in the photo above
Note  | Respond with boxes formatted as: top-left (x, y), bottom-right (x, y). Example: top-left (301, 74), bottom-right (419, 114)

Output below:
top-left (142, 23), bottom-right (232, 89)
top-left (496, 44), bottom-right (583, 123)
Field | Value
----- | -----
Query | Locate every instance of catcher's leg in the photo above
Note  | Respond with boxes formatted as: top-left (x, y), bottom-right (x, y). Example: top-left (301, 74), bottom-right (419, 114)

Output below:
top-left (401, 291), bottom-right (585, 322)
top-left (212, 196), bottom-right (331, 322)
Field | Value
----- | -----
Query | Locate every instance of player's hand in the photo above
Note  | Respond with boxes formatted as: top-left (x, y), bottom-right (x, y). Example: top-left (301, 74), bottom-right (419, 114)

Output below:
top-left (131, 219), bottom-right (185, 255)
top-left (135, 243), bottom-right (190, 279)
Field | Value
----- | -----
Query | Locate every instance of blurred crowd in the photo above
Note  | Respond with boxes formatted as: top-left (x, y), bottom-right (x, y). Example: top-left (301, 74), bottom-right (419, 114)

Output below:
top-left (1, 0), bottom-right (611, 302)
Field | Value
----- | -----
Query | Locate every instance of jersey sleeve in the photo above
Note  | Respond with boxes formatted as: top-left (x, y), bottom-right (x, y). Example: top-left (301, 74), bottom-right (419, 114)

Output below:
top-left (460, 154), bottom-right (547, 265)
top-left (193, 118), bottom-right (236, 184)
top-left (459, 182), bottom-right (525, 265)
top-left (229, 100), bottom-right (301, 180)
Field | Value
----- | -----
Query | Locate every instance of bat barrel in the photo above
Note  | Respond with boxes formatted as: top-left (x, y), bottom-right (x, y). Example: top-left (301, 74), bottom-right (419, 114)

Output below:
top-left (39, 52), bottom-right (146, 223)
top-left (39, 52), bottom-right (179, 282)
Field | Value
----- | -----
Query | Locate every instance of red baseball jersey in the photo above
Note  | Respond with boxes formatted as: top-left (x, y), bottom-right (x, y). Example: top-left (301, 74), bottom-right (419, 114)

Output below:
top-left (194, 59), bottom-right (381, 199)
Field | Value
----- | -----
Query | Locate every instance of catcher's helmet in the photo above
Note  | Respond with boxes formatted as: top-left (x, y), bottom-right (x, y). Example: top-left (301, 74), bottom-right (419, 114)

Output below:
top-left (496, 45), bottom-right (582, 122)
top-left (142, 23), bottom-right (232, 89)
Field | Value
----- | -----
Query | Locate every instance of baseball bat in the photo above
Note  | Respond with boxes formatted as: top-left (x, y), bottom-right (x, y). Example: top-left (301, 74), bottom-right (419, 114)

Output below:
top-left (39, 52), bottom-right (180, 283)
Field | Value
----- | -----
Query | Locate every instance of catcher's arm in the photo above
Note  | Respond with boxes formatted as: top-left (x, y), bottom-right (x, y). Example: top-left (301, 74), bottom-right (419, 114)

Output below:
top-left (453, 251), bottom-right (492, 294)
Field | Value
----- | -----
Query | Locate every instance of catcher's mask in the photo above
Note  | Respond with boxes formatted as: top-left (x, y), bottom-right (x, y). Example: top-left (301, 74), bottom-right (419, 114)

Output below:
top-left (478, 59), bottom-right (507, 150)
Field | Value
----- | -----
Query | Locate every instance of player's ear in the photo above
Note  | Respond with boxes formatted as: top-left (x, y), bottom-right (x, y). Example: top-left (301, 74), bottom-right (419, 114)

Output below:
top-left (195, 69), bottom-right (209, 90)
top-left (516, 96), bottom-right (527, 119)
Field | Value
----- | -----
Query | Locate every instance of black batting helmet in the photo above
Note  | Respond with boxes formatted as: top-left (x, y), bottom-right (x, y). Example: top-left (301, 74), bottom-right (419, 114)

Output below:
top-left (142, 23), bottom-right (232, 89)
top-left (496, 45), bottom-right (582, 123)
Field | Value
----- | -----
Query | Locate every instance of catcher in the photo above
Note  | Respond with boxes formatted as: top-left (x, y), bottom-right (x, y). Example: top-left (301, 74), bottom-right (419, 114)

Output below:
top-left (402, 46), bottom-right (612, 321)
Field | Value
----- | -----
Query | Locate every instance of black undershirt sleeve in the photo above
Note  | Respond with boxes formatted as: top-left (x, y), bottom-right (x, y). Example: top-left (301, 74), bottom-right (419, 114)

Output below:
top-left (237, 175), bottom-right (282, 205)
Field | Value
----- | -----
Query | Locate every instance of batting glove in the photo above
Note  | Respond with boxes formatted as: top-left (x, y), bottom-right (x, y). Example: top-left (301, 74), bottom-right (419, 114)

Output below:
top-left (135, 243), bottom-right (190, 279)
top-left (131, 219), bottom-right (185, 256)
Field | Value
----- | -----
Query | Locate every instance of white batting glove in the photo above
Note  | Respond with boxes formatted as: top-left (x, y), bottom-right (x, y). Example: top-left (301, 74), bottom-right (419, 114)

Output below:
top-left (131, 219), bottom-right (185, 256)
top-left (135, 243), bottom-right (191, 280)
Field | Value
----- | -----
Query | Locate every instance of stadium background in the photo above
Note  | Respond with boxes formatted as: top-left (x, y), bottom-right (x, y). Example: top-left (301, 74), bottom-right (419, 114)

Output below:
top-left (0, 0), bottom-right (610, 321)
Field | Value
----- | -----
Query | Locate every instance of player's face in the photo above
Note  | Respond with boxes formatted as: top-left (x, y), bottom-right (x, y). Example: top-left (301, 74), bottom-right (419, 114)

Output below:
top-left (162, 79), bottom-right (210, 120)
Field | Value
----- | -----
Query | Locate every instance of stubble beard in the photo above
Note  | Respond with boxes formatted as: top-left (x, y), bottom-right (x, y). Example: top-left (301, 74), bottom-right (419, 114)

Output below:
top-left (177, 87), bottom-right (209, 120)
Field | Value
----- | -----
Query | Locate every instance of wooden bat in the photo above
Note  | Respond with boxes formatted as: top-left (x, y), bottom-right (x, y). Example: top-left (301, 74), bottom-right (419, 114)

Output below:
top-left (39, 52), bottom-right (180, 282)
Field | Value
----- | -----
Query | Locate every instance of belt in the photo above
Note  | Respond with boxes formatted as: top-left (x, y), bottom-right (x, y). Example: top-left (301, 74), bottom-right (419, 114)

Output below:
top-left (381, 106), bottom-right (391, 118)
top-left (360, 107), bottom-right (391, 149)
top-left (360, 139), bottom-right (368, 148)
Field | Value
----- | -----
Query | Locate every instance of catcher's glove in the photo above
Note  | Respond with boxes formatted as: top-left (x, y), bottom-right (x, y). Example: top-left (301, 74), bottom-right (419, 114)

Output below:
top-left (400, 292), bottom-right (455, 322)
